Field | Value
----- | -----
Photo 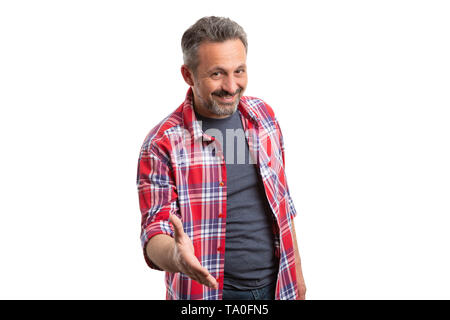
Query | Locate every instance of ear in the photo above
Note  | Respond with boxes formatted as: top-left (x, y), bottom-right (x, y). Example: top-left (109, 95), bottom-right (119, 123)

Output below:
top-left (181, 65), bottom-right (195, 87)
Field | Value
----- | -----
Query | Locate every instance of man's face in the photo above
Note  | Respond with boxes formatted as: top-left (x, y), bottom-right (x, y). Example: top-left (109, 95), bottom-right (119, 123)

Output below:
top-left (187, 39), bottom-right (248, 118)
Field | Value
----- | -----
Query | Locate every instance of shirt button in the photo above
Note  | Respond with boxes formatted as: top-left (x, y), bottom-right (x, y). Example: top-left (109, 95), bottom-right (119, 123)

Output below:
top-left (218, 212), bottom-right (223, 218)
top-left (219, 181), bottom-right (224, 187)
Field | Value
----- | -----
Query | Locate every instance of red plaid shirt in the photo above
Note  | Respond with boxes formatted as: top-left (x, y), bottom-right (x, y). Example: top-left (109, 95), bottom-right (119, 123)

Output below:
top-left (137, 88), bottom-right (298, 300)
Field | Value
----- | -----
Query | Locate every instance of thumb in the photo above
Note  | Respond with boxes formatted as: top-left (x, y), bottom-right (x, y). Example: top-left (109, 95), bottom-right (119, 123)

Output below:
top-left (169, 214), bottom-right (185, 240)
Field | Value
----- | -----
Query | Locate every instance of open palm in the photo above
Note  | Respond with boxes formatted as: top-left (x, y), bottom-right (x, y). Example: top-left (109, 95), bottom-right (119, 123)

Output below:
top-left (170, 214), bottom-right (218, 289)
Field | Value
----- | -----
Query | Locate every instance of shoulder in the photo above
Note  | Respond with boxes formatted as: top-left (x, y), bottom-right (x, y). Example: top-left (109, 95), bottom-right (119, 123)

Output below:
top-left (241, 95), bottom-right (277, 122)
top-left (139, 104), bottom-right (184, 160)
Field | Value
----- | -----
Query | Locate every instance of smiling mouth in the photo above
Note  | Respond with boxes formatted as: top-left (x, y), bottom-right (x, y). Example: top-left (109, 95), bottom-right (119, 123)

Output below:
top-left (212, 88), bottom-right (242, 103)
top-left (215, 94), bottom-right (236, 102)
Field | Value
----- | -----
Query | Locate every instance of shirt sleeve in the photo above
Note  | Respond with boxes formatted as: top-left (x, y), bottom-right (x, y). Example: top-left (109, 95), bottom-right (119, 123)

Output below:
top-left (136, 147), bottom-right (178, 270)
top-left (274, 116), bottom-right (298, 221)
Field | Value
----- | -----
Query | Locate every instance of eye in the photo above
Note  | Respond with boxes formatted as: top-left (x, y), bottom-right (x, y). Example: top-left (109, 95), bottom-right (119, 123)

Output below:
top-left (211, 71), bottom-right (222, 78)
top-left (235, 69), bottom-right (246, 75)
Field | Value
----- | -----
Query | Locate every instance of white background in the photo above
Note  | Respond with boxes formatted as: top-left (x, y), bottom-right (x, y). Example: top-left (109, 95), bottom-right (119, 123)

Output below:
top-left (1, 0), bottom-right (449, 299)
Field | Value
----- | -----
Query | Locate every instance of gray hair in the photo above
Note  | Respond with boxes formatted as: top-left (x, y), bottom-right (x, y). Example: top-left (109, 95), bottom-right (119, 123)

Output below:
top-left (181, 16), bottom-right (248, 72)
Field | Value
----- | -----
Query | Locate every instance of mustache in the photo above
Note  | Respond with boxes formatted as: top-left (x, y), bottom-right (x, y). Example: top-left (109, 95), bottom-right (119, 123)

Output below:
top-left (212, 88), bottom-right (243, 98)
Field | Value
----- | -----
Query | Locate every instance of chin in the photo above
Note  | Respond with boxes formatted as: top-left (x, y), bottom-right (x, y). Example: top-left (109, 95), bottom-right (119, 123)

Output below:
top-left (216, 102), bottom-right (238, 115)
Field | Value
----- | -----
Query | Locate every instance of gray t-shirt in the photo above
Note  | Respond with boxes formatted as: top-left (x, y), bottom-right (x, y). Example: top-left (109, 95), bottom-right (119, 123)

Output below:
top-left (195, 109), bottom-right (278, 290)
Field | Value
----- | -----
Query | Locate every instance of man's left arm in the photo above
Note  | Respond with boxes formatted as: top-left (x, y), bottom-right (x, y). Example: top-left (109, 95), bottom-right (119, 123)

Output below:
top-left (291, 222), bottom-right (307, 300)
top-left (272, 112), bottom-right (306, 300)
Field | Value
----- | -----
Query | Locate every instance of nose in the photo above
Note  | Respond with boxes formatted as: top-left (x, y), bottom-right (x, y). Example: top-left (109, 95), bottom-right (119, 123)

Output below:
top-left (222, 75), bottom-right (239, 95)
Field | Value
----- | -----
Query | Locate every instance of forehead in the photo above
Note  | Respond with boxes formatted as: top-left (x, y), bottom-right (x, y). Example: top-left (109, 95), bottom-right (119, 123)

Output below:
top-left (196, 39), bottom-right (247, 71)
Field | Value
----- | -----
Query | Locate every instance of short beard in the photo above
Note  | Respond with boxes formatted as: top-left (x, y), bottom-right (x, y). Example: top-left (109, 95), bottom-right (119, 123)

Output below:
top-left (205, 88), bottom-right (243, 117)
top-left (206, 99), bottom-right (239, 117)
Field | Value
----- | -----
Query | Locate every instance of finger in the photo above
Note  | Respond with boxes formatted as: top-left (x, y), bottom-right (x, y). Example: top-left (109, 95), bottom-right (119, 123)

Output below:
top-left (182, 267), bottom-right (207, 287)
top-left (190, 271), bottom-right (217, 289)
top-left (182, 257), bottom-right (217, 289)
top-left (185, 256), bottom-right (210, 277)
top-left (186, 273), bottom-right (201, 284)
top-left (191, 265), bottom-right (218, 289)
top-left (169, 214), bottom-right (185, 240)
top-left (200, 275), bottom-right (218, 289)
top-left (205, 274), bottom-right (219, 289)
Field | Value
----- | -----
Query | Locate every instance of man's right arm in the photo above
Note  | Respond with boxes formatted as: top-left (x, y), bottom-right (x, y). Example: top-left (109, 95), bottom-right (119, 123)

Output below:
top-left (137, 148), bottom-right (217, 289)
top-left (145, 215), bottom-right (218, 289)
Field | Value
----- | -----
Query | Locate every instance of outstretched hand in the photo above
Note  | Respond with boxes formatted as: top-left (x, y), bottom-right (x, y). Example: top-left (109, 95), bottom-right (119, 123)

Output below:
top-left (169, 214), bottom-right (218, 289)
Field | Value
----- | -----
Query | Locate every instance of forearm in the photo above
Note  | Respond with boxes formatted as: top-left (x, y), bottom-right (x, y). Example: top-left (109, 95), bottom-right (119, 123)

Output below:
top-left (294, 242), bottom-right (305, 284)
top-left (146, 234), bottom-right (179, 273)
top-left (291, 223), bottom-right (306, 298)
top-left (292, 227), bottom-right (304, 281)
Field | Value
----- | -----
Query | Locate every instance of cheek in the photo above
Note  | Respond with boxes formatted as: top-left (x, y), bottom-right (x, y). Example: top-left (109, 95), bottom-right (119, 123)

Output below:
top-left (238, 79), bottom-right (248, 91)
top-left (237, 75), bottom-right (248, 86)
top-left (204, 82), bottom-right (221, 95)
top-left (195, 81), bottom-right (214, 97)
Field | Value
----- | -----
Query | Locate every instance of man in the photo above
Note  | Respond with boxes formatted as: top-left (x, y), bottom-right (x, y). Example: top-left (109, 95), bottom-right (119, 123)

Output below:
top-left (137, 16), bottom-right (306, 300)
